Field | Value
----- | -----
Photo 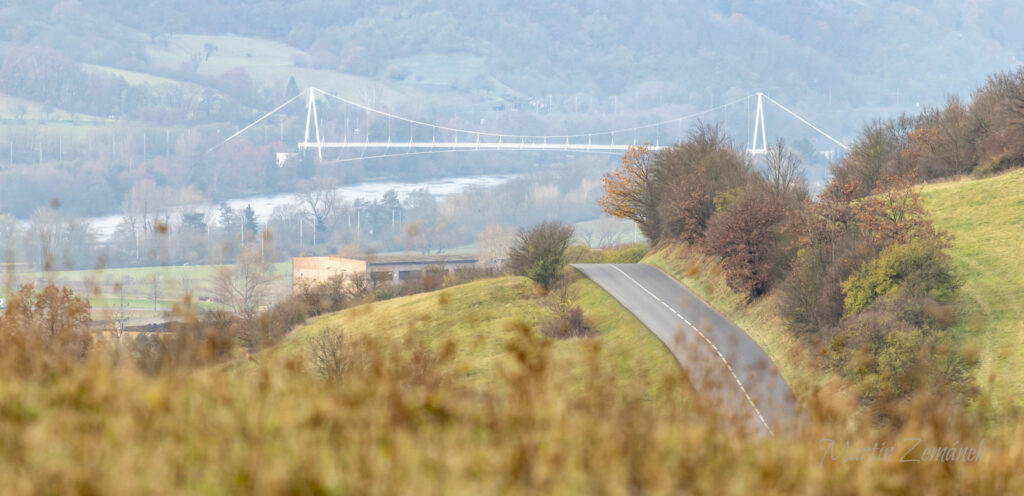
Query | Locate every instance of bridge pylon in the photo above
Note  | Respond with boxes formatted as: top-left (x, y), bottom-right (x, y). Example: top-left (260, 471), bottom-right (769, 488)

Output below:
top-left (748, 92), bottom-right (768, 156)
top-left (303, 88), bottom-right (323, 161)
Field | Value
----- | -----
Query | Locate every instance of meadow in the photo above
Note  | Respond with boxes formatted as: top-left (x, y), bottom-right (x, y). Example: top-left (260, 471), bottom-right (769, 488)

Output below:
top-left (5, 262), bottom-right (293, 322)
top-left (277, 274), bottom-right (678, 396)
top-left (920, 168), bottom-right (1024, 409)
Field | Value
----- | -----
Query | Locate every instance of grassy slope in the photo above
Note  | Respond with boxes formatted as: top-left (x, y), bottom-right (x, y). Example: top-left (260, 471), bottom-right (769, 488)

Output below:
top-left (921, 169), bottom-right (1024, 408)
top-left (2, 33), bottom-right (510, 128)
top-left (145, 34), bottom-right (505, 109)
top-left (273, 275), bottom-right (680, 397)
top-left (642, 169), bottom-right (1024, 409)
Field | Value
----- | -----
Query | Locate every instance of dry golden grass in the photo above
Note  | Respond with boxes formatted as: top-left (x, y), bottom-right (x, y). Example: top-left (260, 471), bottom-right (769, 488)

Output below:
top-left (2, 321), bottom-right (1023, 493)
top-left (2, 270), bottom-right (1024, 493)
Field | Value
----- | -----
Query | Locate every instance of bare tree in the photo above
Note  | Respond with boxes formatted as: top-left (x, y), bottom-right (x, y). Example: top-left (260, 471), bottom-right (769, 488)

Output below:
top-left (761, 139), bottom-right (805, 198)
top-left (576, 217), bottom-right (626, 248)
top-left (178, 276), bottom-right (197, 297)
top-left (295, 177), bottom-right (341, 236)
top-left (308, 326), bottom-right (346, 383)
top-left (210, 247), bottom-right (277, 318)
top-left (202, 42), bottom-right (218, 61)
top-left (112, 279), bottom-right (132, 341)
top-left (148, 274), bottom-right (161, 312)
top-left (477, 224), bottom-right (515, 266)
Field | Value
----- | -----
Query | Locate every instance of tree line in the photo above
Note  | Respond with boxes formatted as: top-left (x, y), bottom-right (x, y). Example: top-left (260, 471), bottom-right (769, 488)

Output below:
top-left (599, 90), bottom-right (1019, 416)
top-left (0, 159), bottom-right (612, 271)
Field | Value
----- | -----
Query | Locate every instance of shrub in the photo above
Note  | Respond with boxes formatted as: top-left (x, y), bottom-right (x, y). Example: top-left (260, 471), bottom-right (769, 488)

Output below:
top-left (829, 308), bottom-right (974, 413)
top-left (308, 326), bottom-right (346, 383)
top-left (701, 190), bottom-right (786, 300)
top-left (841, 239), bottom-right (959, 316)
top-left (610, 243), bottom-right (648, 263)
top-left (508, 221), bottom-right (575, 289)
top-left (565, 243), bottom-right (648, 264)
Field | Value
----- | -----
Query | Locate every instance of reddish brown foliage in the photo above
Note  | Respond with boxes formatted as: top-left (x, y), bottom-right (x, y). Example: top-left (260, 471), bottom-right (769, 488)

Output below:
top-left (660, 166), bottom-right (713, 244)
top-left (702, 193), bottom-right (786, 300)
top-left (855, 174), bottom-right (948, 248)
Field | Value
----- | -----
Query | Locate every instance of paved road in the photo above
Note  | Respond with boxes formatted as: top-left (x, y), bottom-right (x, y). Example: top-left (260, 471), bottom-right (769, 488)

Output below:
top-left (574, 263), bottom-right (797, 435)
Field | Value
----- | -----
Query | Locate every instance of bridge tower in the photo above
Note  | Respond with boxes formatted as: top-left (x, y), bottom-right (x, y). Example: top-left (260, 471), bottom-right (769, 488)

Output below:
top-left (303, 88), bottom-right (323, 161)
top-left (748, 92), bottom-right (768, 156)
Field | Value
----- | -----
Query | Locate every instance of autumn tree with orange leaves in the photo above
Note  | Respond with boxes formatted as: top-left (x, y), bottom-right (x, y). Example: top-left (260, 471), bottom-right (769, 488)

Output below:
top-left (600, 124), bottom-right (750, 244)
top-left (599, 145), bottom-right (658, 240)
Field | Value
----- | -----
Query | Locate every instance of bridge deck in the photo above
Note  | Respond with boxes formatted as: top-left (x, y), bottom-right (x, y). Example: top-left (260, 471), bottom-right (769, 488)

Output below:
top-left (297, 142), bottom-right (667, 152)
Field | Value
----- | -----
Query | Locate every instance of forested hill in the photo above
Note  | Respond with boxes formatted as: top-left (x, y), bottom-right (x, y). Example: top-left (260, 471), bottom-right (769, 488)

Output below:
top-left (2, 0), bottom-right (1022, 122)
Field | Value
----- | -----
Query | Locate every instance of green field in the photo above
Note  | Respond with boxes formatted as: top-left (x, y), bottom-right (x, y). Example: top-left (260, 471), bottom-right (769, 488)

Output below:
top-left (6, 262), bottom-right (293, 320)
top-left (0, 92), bottom-right (106, 123)
top-left (2, 33), bottom-right (516, 132)
top-left (147, 34), bottom-right (307, 73)
top-left (921, 169), bottom-right (1024, 408)
top-left (144, 34), bottom-right (507, 110)
top-left (82, 63), bottom-right (204, 89)
top-left (273, 274), bottom-right (680, 396)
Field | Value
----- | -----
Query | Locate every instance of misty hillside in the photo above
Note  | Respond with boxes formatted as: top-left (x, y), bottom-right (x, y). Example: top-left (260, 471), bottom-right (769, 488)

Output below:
top-left (1, 0), bottom-right (1022, 130)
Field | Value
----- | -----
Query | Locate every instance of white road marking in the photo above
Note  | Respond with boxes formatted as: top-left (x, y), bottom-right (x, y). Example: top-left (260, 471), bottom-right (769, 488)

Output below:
top-left (609, 265), bottom-right (774, 436)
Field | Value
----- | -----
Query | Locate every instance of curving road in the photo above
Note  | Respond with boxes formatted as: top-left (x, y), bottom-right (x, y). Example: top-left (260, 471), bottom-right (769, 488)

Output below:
top-left (574, 263), bottom-right (797, 435)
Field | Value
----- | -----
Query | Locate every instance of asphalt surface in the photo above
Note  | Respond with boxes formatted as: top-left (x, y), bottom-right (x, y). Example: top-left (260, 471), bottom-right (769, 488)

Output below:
top-left (574, 263), bottom-right (797, 435)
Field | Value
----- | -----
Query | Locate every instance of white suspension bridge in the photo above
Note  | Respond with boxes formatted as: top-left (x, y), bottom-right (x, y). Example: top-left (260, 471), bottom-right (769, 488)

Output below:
top-left (212, 87), bottom-right (848, 163)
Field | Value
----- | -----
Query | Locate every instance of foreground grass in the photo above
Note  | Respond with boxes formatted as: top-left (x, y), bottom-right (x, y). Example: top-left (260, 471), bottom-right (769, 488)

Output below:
top-left (921, 169), bottom-right (1024, 409)
top-left (3, 294), bottom-right (1023, 493)
top-left (275, 274), bottom-right (679, 398)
